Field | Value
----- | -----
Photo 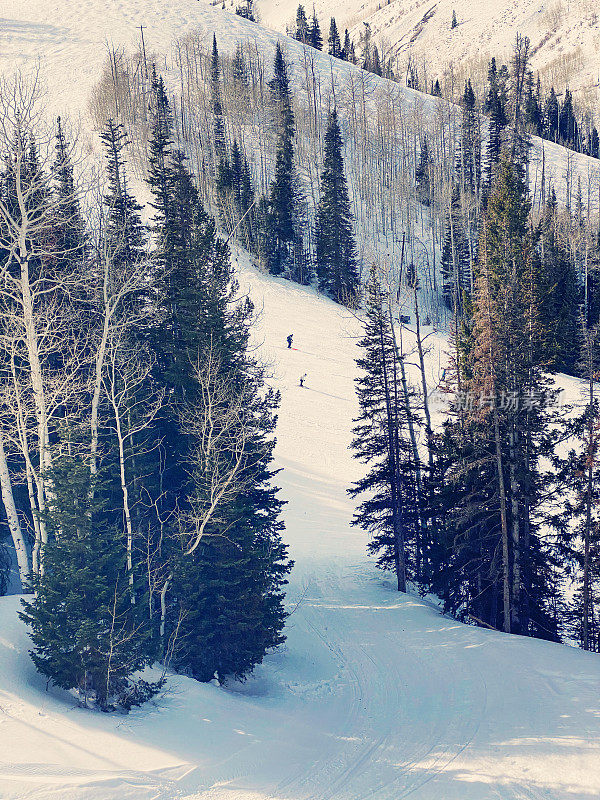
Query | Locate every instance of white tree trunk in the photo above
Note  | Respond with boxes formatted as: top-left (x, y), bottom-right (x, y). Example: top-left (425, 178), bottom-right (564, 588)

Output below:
top-left (0, 428), bottom-right (30, 588)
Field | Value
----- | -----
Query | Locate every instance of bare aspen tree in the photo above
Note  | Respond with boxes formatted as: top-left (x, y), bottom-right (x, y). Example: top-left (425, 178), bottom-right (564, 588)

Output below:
top-left (0, 73), bottom-right (89, 575)
top-left (178, 344), bottom-right (262, 557)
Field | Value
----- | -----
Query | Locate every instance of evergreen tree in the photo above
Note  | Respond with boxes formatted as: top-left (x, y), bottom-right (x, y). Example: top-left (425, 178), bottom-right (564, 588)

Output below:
top-left (295, 4), bottom-right (309, 43)
top-left (20, 453), bottom-right (159, 711)
top-left (309, 8), bottom-right (323, 50)
top-left (315, 110), bottom-right (359, 303)
top-left (267, 43), bottom-right (307, 282)
top-left (562, 325), bottom-right (600, 651)
top-left (434, 156), bottom-right (562, 636)
top-left (235, 0), bottom-right (255, 20)
top-left (171, 347), bottom-right (292, 681)
top-left (51, 117), bottom-right (87, 272)
top-left (591, 127), bottom-right (599, 159)
top-left (229, 138), bottom-right (255, 249)
top-left (371, 45), bottom-right (382, 77)
top-left (415, 135), bottom-right (432, 206)
top-left (537, 192), bottom-right (582, 373)
top-left (544, 87), bottom-right (559, 142)
top-left (559, 88), bottom-right (578, 148)
top-left (349, 270), bottom-right (419, 592)
top-left (147, 69), bottom-right (174, 240)
top-left (232, 43), bottom-right (249, 92)
top-left (328, 17), bottom-right (341, 58)
top-left (211, 36), bottom-right (233, 219)
top-left (458, 80), bottom-right (481, 195)
top-left (342, 29), bottom-right (352, 61)
top-left (100, 120), bottom-right (145, 271)
top-left (524, 71), bottom-right (542, 134)
top-left (441, 186), bottom-right (471, 309)
top-left (145, 139), bottom-right (293, 680)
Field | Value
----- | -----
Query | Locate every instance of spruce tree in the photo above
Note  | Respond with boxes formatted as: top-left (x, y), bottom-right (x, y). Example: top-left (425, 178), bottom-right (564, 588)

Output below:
top-left (545, 87), bottom-right (559, 142)
top-left (315, 110), bottom-right (359, 303)
top-left (171, 339), bottom-right (292, 681)
top-left (435, 155), bottom-right (562, 636)
top-left (591, 127), bottom-right (599, 159)
top-left (295, 4), bottom-right (309, 43)
top-left (328, 17), bottom-right (341, 58)
top-left (51, 117), bottom-right (87, 274)
top-left (267, 43), bottom-right (306, 282)
top-left (342, 29), bottom-right (352, 61)
top-left (458, 80), bottom-right (481, 196)
top-left (349, 270), bottom-right (419, 591)
top-left (235, 0), bottom-right (255, 20)
top-left (20, 453), bottom-right (159, 710)
top-left (441, 185), bottom-right (471, 308)
top-left (211, 36), bottom-right (233, 221)
top-left (415, 136), bottom-right (432, 206)
top-left (483, 63), bottom-right (508, 200)
top-left (309, 8), bottom-right (323, 50)
top-left (562, 324), bottom-right (600, 651)
top-left (145, 132), bottom-right (292, 681)
top-left (101, 120), bottom-right (145, 271)
top-left (537, 192), bottom-right (582, 373)
top-left (371, 46), bottom-right (382, 77)
top-left (147, 69), bottom-right (174, 240)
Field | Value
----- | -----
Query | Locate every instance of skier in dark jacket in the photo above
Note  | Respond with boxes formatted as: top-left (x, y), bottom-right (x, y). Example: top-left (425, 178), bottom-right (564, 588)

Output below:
top-left (287, 334), bottom-right (293, 349)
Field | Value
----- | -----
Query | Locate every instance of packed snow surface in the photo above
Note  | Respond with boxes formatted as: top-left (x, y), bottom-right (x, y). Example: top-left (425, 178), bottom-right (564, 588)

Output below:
top-left (1, 1), bottom-right (600, 799)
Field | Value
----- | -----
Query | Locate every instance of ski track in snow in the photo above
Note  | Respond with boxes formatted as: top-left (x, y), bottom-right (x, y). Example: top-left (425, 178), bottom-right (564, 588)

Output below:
top-left (1, 2), bottom-right (600, 799)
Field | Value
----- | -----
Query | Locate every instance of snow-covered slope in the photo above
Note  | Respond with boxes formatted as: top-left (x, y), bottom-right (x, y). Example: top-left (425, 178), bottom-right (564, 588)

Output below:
top-left (256, 0), bottom-right (600, 108)
top-left (1, 251), bottom-right (600, 800)
top-left (2, 2), bottom-right (600, 799)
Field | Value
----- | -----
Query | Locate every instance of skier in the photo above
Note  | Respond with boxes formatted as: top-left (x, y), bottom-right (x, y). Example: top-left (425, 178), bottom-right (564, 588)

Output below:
top-left (287, 334), bottom-right (294, 349)
top-left (299, 373), bottom-right (307, 387)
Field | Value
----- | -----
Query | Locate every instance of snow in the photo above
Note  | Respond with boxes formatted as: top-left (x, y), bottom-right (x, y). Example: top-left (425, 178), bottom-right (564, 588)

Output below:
top-left (1, 1), bottom-right (600, 798)
top-left (256, 0), bottom-right (600, 112)
top-left (0, 250), bottom-right (599, 800)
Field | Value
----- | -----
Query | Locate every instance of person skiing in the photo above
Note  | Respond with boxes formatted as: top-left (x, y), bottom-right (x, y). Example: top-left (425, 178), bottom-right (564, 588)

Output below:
top-left (287, 334), bottom-right (293, 349)
top-left (299, 373), bottom-right (307, 387)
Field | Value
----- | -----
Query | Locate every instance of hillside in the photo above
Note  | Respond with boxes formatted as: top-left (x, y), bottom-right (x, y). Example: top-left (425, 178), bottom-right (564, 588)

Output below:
top-left (256, 0), bottom-right (600, 109)
top-left (1, 1), bottom-right (600, 799)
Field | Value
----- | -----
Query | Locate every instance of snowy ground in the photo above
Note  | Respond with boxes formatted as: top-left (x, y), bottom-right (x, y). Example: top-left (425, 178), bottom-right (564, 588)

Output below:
top-left (256, 0), bottom-right (600, 111)
top-left (1, 252), bottom-right (600, 800)
top-left (1, 2), bottom-right (600, 799)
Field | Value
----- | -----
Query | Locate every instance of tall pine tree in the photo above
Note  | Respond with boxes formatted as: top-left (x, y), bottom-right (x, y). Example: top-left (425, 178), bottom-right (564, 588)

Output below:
top-left (315, 110), bottom-right (359, 303)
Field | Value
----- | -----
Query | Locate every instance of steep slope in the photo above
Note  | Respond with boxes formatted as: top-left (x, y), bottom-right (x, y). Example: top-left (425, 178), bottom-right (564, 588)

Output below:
top-left (256, 0), bottom-right (600, 108)
top-left (0, 250), bottom-right (600, 800)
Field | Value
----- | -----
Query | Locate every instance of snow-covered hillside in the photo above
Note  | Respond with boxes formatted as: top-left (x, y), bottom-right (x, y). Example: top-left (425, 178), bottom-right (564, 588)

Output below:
top-left (2, 1), bottom-right (600, 799)
top-left (1, 250), bottom-right (600, 800)
top-left (256, 0), bottom-right (600, 108)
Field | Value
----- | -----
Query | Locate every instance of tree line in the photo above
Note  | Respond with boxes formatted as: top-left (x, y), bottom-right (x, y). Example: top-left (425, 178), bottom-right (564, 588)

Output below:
top-left (0, 73), bottom-right (291, 710)
top-left (350, 35), bottom-right (600, 649)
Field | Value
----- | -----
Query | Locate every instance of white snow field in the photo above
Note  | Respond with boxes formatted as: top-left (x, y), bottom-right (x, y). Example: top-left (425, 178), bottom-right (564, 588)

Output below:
top-left (1, 1), bottom-right (600, 799)
top-left (256, 0), bottom-right (600, 109)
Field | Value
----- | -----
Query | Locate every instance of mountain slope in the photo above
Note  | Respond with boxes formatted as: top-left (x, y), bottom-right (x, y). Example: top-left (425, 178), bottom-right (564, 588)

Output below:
top-left (256, 0), bottom-right (600, 108)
